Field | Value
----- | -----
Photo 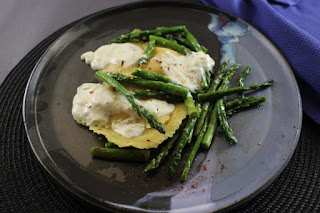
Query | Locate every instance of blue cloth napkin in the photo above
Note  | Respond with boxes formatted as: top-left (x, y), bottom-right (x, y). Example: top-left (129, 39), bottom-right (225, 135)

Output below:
top-left (201, 0), bottom-right (320, 125)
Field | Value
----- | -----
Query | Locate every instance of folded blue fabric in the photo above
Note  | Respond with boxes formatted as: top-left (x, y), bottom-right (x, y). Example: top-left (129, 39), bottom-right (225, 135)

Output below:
top-left (201, 0), bottom-right (320, 125)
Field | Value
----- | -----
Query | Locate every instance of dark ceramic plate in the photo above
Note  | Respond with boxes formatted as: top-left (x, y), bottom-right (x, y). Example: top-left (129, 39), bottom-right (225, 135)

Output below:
top-left (23, 1), bottom-right (302, 212)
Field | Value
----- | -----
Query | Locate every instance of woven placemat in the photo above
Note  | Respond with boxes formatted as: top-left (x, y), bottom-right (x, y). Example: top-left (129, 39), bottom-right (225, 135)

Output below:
top-left (1, 17), bottom-right (319, 213)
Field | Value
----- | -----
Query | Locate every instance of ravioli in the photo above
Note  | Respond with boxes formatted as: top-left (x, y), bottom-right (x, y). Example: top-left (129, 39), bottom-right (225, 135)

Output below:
top-left (89, 103), bottom-right (187, 149)
top-left (76, 42), bottom-right (188, 149)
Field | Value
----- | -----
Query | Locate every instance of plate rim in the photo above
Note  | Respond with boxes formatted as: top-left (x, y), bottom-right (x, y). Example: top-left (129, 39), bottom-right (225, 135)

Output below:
top-left (22, 1), bottom-right (302, 212)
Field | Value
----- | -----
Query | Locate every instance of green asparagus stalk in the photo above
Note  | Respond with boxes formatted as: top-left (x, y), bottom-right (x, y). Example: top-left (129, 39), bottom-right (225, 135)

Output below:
top-left (136, 39), bottom-right (156, 66)
top-left (184, 92), bottom-right (200, 118)
top-left (237, 66), bottom-right (251, 98)
top-left (95, 71), bottom-right (166, 134)
top-left (131, 69), bottom-right (198, 117)
top-left (193, 62), bottom-right (228, 137)
top-left (91, 147), bottom-right (150, 163)
top-left (180, 115), bottom-right (210, 182)
top-left (131, 89), bottom-right (183, 103)
top-left (144, 119), bottom-right (187, 173)
top-left (226, 96), bottom-right (266, 117)
top-left (105, 141), bottom-right (118, 148)
top-left (109, 25), bottom-right (187, 43)
top-left (174, 35), bottom-right (208, 53)
top-left (131, 67), bottom-right (171, 83)
top-left (183, 29), bottom-right (203, 52)
top-left (169, 110), bottom-right (199, 178)
top-left (201, 63), bottom-right (240, 147)
top-left (201, 103), bottom-right (219, 148)
top-left (217, 99), bottom-right (237, 144)
top-left (106, 72), bottom-right (189, 98)
top-left (200, 72), bottom-right (209, 90)
top-left (225, 96), bottom-right (258, 109)
top-left (237, 66), bottom-right (251, 87)
top-left (149, 35), bottom-right (191, 55)
top-left (197, 80), bottom-right (273, 101)
top-left (144, 134), bottom-right (180, 172)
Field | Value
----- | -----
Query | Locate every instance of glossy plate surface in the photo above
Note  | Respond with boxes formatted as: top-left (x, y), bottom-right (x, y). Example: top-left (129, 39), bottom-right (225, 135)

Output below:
top-left (23, 2), bottom-right (302, 212)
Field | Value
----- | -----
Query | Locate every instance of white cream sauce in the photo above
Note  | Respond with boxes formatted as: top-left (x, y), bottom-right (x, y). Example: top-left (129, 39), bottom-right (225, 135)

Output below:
top-left (152, 51), bottom-right (215, 91)
top-left (72, 83), bottom-right (175, 138)
top-left (80, 43), bottom-right (144, 70)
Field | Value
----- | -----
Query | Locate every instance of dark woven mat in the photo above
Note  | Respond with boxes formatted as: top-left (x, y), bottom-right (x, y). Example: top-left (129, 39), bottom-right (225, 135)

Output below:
top-left (1, 17), bottom-right (320, 213)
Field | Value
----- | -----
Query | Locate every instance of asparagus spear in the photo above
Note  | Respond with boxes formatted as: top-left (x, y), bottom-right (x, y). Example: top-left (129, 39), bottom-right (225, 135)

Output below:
top-left (201, 63), bottom-right (240, 147)
top-left (201, 103), bottom-right (219, 148)
top-left (237, 66), bottom-right (251, 87)
top-left (180, 115), bottom-right (210, 182)
top-left (131, 67), bottom-right (171, 83)
top-left (237, 66), bottom-right (251, 98)
top-left (183, 29), bottom-right (203, 52)
top-left (226, 96), bottom-right (266, 117)
top-left (217, 99), bottom-right (237, 144)
top-left (144, 133), bottom-right (180, 173)
top-left (225, 96), bottom-right (258, 109)
top-left (106, 72), bottom-right (189, 98)
top-left (184, 92), bottom-right (200, 118)
top-left (149, 35), bottom-right (191, 55)
top-left (194, 62), bottom-right (228, 137)
top-left (136, 39), bottom-right (156, 66)
top-left (174, 35), bottom-right (208, 53)
top-left (91, 147), bottom-right (150, 163)
top-left (144, 119), bottom-right (187, 173)
top-left (95, 71), bottom-right (166, 134)
top-left (132, 68), bottom-right (199, 117)
top-left (109, 25), bottom-right (187, 43)
top-left (197, 80), bottom-right (273, 101)
top-left (169, 106), bottom-right (200, 178)
top-left (105, 141), bottom-right (118, 148)
top-left (131, 89), bottom-right (183, 103)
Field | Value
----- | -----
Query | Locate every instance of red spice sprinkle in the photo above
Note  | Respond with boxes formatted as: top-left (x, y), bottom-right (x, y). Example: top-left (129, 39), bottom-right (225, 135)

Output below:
top-left (89, 91), bottom-right (94, 94)
top-left (120, 60), bottom-right (124, 66)
top-left (88, 105), bottom-right (92, 108)
top-left (147, 139), bottom-right (150, 142)
top-left (167, 67), bottom-right (170, 71)
top-left (261, 161), bottom-right (264, 165)
top-left (139, 105), bottom-right (143, 108)
top-left (97, 128), bottom-right (101, 130)
top-left (282, 133), bottom-right (285, 138)
top-left (293, 126), bottom-right (296, 128)
top-left (148, 67), bottom-right (152, 70)
top-left (203, 165), bottom-right (207, 171)
top-left (258, 142), bottom-right (262, 146)
top-left (45, 123), bottom-right (48, 126)
top-left (99, 137), bottom-right (102, 140)
top-left (92, 133), bottom-right (95, 135)
top-left (191, 184), bottom-right (197, 188)
top-left (203, 189), bottom-right (206, 192)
